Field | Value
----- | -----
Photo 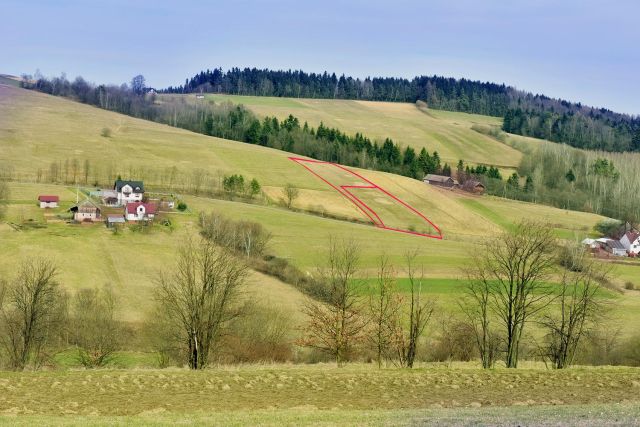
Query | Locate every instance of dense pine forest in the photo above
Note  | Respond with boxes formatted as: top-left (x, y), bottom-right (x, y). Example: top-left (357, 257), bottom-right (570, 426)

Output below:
top-left (163, 67), bottom-right (640, 152)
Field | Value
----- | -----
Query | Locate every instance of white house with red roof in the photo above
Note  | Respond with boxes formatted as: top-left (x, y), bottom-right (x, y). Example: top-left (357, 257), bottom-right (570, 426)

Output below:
top-left (38, 195), bottom-right (59, 208)
top-left (620, 231), bottom-right (640, 256)
top-left (125, 202), bottom-right (157, 221)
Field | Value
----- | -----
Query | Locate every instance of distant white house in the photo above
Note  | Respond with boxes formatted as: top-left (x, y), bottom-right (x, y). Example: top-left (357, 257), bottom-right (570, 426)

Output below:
top-left (620, 231), bottom-right (640, 256)
top-left (126, 202), bottom-right (157, 221)
top-left (38, 195), bottom-right (59, 208)
top-left (114, 180), bottom-right (144, 206)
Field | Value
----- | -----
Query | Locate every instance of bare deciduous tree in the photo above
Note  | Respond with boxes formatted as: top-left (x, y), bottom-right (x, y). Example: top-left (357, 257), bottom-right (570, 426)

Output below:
top-left (541, 249), bottom-right (609, 369)
top-left (70, 285), bottom-right (121, 368)
top-left (282, 183), bottom-right (299, 209)
top-left (153, 238), bottom-right (248, 369)
top-left (0, 258), bottom-right (67, 370)
top-left (467, 221), bottom-right (557, 368)
top-left (301, 238), bottom-right (367, 366)
top-left (392, 251), bottom-right (434, 368)
top-left (460, 271), bottom-right (500, 369)
top-left (368, 255), bottom-right (402, 368)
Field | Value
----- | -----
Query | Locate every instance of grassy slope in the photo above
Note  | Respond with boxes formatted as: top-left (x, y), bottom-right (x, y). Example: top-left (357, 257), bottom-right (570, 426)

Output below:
top-left (189, 93), bottom-right (523, 168)
top-left (2, 86), bottom-right (638, 323)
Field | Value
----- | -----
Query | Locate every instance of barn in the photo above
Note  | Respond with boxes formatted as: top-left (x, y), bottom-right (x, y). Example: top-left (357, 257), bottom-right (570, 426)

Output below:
top-left (424, 174), bottom-right (459, 189)
top-left (38, 195), bottom-right (59, 208)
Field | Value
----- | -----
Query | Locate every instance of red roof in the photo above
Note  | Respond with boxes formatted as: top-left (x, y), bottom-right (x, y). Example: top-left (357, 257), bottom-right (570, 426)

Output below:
top-left (625, 231), bottom-right (640, 243)
top-left (38, 195), bottom-right (59, 202)
top-left (126, 202), bottom-right (157, 215)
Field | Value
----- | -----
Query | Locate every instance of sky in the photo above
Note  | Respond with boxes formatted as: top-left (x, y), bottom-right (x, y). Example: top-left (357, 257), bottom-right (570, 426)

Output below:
top-left (2, 0), bottom-right (638, 114)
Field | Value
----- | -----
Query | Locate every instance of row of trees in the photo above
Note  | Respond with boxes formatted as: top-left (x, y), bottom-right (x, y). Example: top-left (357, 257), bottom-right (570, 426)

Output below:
top-left (0, 220), bottom-right (618, 371)
top-left (503, 108), bottom-right (640, 152)
top-left (165, 67), bottom-right (512, 117)
top-left (163, 67), bottom-right (640, 152)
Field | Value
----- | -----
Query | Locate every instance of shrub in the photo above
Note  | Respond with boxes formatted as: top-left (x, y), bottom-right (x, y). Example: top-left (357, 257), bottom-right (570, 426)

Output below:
top-left (100, 127), bottom-right (112, 138)
top-left (176, 202), bottom-right (187, 211)
top-left (594, 219), bottom-right (623, 238)
top-left (625, 281), bottom-right (636, 290)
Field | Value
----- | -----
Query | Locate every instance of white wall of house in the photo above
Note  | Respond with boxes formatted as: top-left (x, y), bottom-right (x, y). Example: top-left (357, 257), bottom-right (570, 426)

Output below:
top-left (621, 235), bottom-right (640, 255)
top-left (117, 184), bottom-right (143, 205)
top-left (39, 201), bottom-right (58, 208)
top-left (74, 211), bottom-right (98, 221)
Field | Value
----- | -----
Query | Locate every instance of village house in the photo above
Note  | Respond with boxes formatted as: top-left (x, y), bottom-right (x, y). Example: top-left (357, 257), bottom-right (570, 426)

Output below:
top-left (70, 200), bottom-right (101, 222)
top-left (114, 180), bottom-right (144, 206)
top-left (424, 174), bottom-right (459, 189)
top-left (126, 202), bottom-right (157, 221)
top-left (38, 195), bottom-right (59, 208)
top-left (620, 231), bottom-right (640, 256)
top-left (461, 179), bottom-right (486, 195)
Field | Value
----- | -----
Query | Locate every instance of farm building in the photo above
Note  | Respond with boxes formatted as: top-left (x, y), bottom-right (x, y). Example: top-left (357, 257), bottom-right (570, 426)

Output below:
top-left (424, 174), bottom-right (459, 189)
top-left (114, 180), bottom-right (144, 206)
top-left (581, 238), bottom-right (599, 249)
top-left (106, 215), bottom-right (126, 228)
top-left (605, 239), bottom-right (627, 257)
top-left (70, 200), bottom-right (101, 222)
top-left (38, 195), bottom-right (59, 208)
top-left (620, 231), bottom-right (640, 256)
top-left (461, 179), bottom-right (485, 194)
top-left (126, 202), bottom-right (157, 221)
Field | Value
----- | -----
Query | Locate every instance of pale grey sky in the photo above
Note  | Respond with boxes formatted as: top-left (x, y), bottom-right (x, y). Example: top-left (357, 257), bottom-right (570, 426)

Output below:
top-left (2, 0), bottom-right (638, 114)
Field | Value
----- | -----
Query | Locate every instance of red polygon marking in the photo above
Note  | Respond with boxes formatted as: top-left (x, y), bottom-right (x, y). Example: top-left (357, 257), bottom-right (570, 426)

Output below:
top-left (289, 157), bottom-right (443, 239)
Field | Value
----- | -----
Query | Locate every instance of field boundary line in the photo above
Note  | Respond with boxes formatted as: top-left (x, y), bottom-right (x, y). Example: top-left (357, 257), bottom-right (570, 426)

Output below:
top-left (289, 157), bottom-right (443, 239)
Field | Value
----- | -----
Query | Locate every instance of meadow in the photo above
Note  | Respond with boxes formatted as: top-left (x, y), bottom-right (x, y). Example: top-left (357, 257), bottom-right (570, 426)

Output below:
top-left (1, 85), bottom-right (637, 322)
top-left (3, 83), bottom-right (640, 425)
top-left (187, 93), bottom-right (524, 169)
top-left (0, 363), bottom-right (639, 425)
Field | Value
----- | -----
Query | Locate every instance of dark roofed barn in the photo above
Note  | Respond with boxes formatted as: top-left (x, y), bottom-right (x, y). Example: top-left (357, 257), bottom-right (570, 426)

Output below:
top-left (424, 174), bottom-right (458, 188)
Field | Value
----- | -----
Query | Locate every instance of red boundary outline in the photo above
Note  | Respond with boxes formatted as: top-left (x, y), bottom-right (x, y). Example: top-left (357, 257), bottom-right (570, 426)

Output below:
top-left (289, 157), bottom-right (443, 239)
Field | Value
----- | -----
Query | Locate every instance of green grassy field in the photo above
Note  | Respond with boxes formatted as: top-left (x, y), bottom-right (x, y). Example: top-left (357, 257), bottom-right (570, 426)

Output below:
top-left (0, 364), bottom-right (639, 425)
top-left (187, 93), bottom-right (523, 169)
top-left (3, 84), bottom-right (640, 425)
top-left (1, 86), bottom-right (635, 322)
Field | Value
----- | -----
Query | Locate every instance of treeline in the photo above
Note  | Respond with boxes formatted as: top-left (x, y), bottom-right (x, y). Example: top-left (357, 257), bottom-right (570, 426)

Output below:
top-left (163, 67), bottom-right (640, 152)
top-left (20, 73), bottom-right (454, 180)
top-left (503, 107), bottom-right (640, 152)
top-left (2, 221), bottom-right (638, 371)
top-left (165, 67), bottom-right (510, 116)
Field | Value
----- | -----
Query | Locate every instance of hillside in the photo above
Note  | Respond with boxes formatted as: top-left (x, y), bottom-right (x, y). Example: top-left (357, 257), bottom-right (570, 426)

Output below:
top-left (172, 93), bottom-right (526, 169)
top-left (2, 84), bottom-right (640, 330)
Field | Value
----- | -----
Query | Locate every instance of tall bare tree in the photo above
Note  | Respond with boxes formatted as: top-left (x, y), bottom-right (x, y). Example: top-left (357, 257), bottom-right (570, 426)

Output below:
top-left (460, 269), bottom-right (500, 369)
top-left (467, 221), bottom-right (557, 368)
top-left (153, 238), bottom-right (248, 369)
top-left (368, 255), bottom-right (402, 368)
top-left (393, 251), bottom-right (434, 368)
top-left (70, 285), bottom-right (121, 368)
top-left (301, 238), bottom-right (367, 366)
top-left (541, 249), bottom-right (609, 369)
top-left (0, 259), bottom-right (66, 370)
